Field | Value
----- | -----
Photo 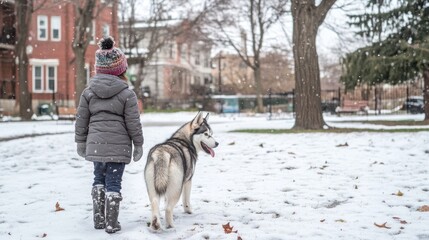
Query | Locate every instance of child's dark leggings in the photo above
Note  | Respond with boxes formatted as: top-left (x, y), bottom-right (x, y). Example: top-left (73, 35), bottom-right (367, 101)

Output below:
top-left (93, 162), bottom-right (125, 193)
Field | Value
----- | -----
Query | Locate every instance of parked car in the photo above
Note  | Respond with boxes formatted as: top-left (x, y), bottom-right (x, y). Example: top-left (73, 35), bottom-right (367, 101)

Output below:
top-left (403, 96), bottom-right (424, 114)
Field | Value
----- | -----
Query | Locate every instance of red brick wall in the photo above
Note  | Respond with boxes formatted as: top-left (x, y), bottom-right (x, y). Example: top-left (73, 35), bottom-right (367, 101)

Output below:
top-left (27, 0), bottom-right (119, 107)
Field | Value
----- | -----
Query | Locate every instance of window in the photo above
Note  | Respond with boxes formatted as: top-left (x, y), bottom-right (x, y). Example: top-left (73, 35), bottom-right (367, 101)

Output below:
top-left (195, 50), bottom-right (200, 65)
top-left (204, 54), bottom-right (210, 68)
top-left (30, 59), bottom-right (59, 93)
top-left (33, 66), bottom-right (43, 92)
top-left (169, 43), bottom-right (176, 59)
top-left (180, 44), bottom-right (187, 60)
top-left (102, 24), bottom-right (110, 37)
top-left (47, 66), bottom-right (57, 92)
top-left (204, 77), bottom-right (211, 84)
top-left (37, 16), bottom-right (48, 40)
top-left (51, 16), bottom-right (61, 41)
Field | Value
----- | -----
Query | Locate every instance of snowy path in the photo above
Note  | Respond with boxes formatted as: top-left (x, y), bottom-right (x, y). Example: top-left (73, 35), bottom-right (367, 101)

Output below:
top-left (0, 113), bottom-right (429, 239)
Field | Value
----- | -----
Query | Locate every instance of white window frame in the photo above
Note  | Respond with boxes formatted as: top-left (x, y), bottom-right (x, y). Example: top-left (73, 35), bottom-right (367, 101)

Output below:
top-left (46, 65), bottom-right (57, 93)
top-left (37, 15), bottom-right (48, 41)
top-left (30, 59), bottom-right (59, 93)
top-left (102, 24), bottom-right (110, 37)
top-left (51, 16), bottom-right (61, 41)
top-left (33, 65), bottom-right (44, 92)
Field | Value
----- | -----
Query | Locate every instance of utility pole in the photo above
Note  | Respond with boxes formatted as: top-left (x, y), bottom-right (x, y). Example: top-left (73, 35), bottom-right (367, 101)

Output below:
top-left (218, 51), bottom-right (222, 93)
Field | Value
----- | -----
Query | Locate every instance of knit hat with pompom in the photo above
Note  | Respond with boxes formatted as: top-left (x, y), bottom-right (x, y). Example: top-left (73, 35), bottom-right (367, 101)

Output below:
top-left (95, 36), bottom-right (128, 76)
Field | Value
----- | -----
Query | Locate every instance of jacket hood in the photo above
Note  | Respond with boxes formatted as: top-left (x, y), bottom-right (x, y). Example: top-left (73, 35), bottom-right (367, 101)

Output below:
top-left (89, 74), bottom-right (129, 99)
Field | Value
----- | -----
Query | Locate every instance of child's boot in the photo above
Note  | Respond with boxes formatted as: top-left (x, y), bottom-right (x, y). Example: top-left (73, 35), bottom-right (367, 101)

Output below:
top-left (91, 185), bottom-right (106, 229)
top-left (105, 192), bottom-right (122, 233)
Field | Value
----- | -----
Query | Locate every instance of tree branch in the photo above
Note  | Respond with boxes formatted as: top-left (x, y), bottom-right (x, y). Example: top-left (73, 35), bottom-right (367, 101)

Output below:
top-left (316, 0), bottom-right (337, 26)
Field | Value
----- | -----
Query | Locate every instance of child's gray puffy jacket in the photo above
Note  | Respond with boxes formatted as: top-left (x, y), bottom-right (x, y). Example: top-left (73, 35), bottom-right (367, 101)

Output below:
top-left (75, 74), bottom-right (143, 163)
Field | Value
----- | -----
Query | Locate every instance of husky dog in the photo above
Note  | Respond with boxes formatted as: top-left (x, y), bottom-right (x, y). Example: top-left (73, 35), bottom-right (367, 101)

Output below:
top-left (144, 112), bottom-right (219, 230)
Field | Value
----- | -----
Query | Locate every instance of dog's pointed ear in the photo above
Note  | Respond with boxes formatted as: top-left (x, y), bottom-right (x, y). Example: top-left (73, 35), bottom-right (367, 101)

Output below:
top-left (204, 113), bottom-right (210, 122)
top-left (191, 111), bottom-right (204, 129)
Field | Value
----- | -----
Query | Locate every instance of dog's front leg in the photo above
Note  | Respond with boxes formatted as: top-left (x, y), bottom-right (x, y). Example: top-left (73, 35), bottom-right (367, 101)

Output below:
top-left (182, 180), bottom-right (192, 214)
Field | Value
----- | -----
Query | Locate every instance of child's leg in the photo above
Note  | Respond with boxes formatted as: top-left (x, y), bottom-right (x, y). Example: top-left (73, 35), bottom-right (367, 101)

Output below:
top-left (104, 162), bottom-right (125, 234)
top-left (105, 162), bottom-right (125, 193)
top-left (93, 162), bottom-right (107, 187)
top-left (92, 162), bottom-right (107, 229)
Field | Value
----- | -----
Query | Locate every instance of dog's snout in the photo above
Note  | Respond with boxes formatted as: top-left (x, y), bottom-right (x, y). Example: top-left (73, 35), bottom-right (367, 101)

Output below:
top-left (215, 142), bottom-right (219, 148)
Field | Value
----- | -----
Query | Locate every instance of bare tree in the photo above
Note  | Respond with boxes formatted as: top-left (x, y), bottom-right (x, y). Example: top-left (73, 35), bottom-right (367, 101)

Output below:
top-left (15, 0), bottom-right (48, 120)
top-left (291, 0), bottom-right (336, 129)
top-left (220, 50), bottom-right (294, 95)
top-left (120, 0), bottom-right (215, 101)
top-left (71, 0), bottom-right (114, 107)
top-left (120, 0), bottom-right (174, 100)
top-left (210, 0), bottom-right (287, 113)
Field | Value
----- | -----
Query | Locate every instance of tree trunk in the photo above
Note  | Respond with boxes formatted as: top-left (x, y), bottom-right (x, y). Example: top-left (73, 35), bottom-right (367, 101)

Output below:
top-left (291, 0), bottom-right (334, 129)
top-left (423, 69), bottom-right (429, 121)
top-left (72, 0), bottom-right (96, 107)
top-left (74, 48), bottom-right (87, 107)
top-left (16, 0), bottom-right (33, 120)
top-left (254, 66), bottom-right (264, 113)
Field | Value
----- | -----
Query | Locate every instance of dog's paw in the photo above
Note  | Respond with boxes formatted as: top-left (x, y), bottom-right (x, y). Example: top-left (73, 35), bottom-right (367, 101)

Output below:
top-left (184, 204), bottom-right (193, 214)
top-left (166, 223), bottom-right (175, 229)
top-left (150, 217), bottom-right (161, 231)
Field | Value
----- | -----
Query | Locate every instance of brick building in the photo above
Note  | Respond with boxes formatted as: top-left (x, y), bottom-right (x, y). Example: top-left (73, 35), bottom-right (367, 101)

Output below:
top-left (120, 19), bottom-right (214, 109)
top-left (0, 0), bottom-right (118, 115)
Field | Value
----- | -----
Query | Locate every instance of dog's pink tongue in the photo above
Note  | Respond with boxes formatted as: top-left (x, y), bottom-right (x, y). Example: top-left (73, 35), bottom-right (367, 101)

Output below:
top-left (208, 147), bottom-right (215, 157)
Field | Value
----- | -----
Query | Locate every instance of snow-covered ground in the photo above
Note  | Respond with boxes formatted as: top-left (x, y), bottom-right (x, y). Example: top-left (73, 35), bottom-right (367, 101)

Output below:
top-left (0, 112), bottom-right (428, 240)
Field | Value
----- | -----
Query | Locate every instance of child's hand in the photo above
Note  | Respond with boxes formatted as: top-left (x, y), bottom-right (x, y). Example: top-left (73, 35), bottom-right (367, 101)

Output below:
top-left (77, 143), bottom-right (86, 157)
top-left (133, 146), bottom-right (143, 162)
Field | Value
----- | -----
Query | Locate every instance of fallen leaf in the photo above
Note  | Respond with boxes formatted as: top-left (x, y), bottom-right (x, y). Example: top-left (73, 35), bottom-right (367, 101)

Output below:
top-left (335, 219), bottom-right (346, 223)
top-left (55, 202), bottom-right (65, 212)
top-left (237, 236), bottom-right (243, 240)
top-left (228, 142), bottom-right (235, 145)
top-left (288, 152), bottom-right (295, 155)
top-left (320, 219), bottom-right (325, 222)
top-left (392, 217), bottom-right (401, 220)
top-left (259, 143), bottom-right (264, 148)
top-left (417, 205), bottom-right (429, 212)
top-left (222, 222), bottom-right (238, 234)
top-left (400, 220), bottom-right (408, 224)
top-left (336, 142), bottom-right (348, 147)
top-left (392, 191), bottom-right (403, 197)
top-left (374, 222), bottom-right (391, 229)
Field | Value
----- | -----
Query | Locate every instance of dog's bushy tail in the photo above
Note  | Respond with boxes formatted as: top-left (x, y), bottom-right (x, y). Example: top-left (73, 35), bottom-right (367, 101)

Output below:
top-left (153, 155), bottom-right (169, 195)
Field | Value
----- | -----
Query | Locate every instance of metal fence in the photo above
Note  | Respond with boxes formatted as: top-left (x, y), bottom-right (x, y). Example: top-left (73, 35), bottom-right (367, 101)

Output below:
top-left (189, 83), bottom-right (424, 115)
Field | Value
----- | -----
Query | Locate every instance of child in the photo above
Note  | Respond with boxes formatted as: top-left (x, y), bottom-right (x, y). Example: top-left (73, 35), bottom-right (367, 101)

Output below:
top-left (75, 36), bottom-right (144, 234)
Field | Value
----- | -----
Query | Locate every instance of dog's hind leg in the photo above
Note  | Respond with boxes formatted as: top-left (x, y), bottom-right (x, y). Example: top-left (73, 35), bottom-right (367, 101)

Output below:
top-left (150, 196), bottom-right (161, 230)
top-left (182, 180), bottom-right (192, 214)
top-left (145, 162), bottom-right (162, 230)
top-left (164, 167), bottom-right (183, 229)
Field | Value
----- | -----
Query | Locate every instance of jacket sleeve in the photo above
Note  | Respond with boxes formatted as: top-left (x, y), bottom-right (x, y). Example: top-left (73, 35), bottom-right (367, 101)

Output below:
top-left (75, 90), bottom-right (90, 143)
top-left (124, 90), bottom-right (144, 146)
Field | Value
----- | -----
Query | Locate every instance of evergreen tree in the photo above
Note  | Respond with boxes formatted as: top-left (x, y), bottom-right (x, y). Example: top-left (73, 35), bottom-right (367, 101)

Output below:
top-left (341, 0), bottom-right (429, 119)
